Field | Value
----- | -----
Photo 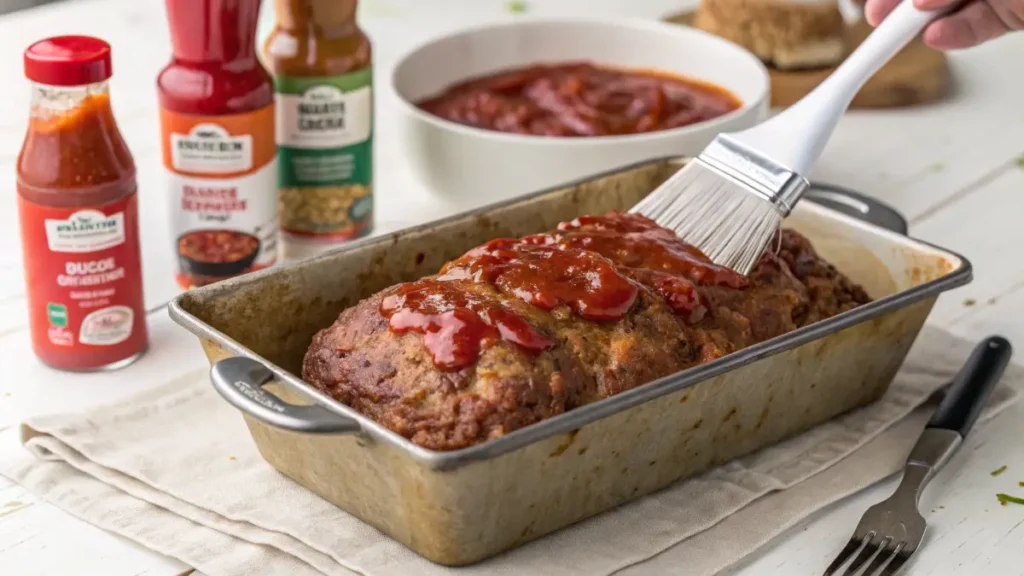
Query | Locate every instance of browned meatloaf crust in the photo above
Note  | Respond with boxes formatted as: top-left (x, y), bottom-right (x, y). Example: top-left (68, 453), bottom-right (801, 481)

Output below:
top-left (303, 214), bottom-right (871, 451)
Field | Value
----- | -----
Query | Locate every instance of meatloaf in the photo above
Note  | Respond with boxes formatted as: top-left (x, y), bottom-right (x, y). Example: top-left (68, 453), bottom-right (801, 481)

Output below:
top-left (303, 211), bottom-right (871, 451)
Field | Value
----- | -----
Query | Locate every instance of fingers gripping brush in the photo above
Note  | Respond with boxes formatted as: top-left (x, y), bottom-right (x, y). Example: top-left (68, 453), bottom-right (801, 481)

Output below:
top-left (631, 0), bottom-right (961, 276)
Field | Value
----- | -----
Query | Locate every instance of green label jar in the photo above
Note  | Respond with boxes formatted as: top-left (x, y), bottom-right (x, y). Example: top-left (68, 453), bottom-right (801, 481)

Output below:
top-left (274, 67), bottom-right (373, 240)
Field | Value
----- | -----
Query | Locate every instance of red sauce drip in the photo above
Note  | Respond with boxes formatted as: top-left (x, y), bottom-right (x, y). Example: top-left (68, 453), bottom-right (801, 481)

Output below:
top-left (417, 62), bottom-right (742, 137)
top-left (380, 280), bottom-right (556, 371)
top-left (624, 269), bottom-right (707, 324)
top-left (378, 211), bottom-right (749, 370)
top-left (440, 239), bottom-right (638, 320)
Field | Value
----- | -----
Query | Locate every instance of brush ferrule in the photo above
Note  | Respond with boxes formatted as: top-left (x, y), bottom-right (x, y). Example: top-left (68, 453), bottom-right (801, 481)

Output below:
top-left (698, 136), bottom-right (809, 216)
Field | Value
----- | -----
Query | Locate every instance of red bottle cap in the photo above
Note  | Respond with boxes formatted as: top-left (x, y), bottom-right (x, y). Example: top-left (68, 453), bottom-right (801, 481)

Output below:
top-left (24, 35), bottom-right (113, 86)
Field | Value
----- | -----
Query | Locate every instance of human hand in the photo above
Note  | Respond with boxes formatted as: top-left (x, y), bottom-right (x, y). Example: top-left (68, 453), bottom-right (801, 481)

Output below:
top-left (864, 0), bottom-right (1024, 49)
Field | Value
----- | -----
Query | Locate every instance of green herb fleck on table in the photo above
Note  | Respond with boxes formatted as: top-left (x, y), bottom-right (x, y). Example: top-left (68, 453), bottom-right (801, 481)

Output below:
top-left (929, 162), bottom-right (945, 172)
top-left (997, 493), bottom-right (1024, 506)
top-left (992, 465), bottom-right (1008, 477)
top-left (1019, 481), bottom-right (1024, 487)
top-left (963, 298), bottom-right (976, 307)
top-left (1017, 155), bottom-right (1024, 169)
top-left (506, 0), bottom-right (527, 13)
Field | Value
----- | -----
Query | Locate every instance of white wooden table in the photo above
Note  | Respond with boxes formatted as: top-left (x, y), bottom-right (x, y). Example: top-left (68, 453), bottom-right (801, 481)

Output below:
top-left (2, 0), bottom-right (1024, 574)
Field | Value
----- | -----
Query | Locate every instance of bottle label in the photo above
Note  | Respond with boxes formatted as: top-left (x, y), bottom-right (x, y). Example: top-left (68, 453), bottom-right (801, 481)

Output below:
top-left (160, 104), bottom-right (279, 289)
top-left (274, 68), bottom-right (373, 240)
top-left (170, 123), bottom-right (255, 174)
top-left (17, 193), bottom-right (148, 367)
top-left (44, 208), bottom-right (126, 252)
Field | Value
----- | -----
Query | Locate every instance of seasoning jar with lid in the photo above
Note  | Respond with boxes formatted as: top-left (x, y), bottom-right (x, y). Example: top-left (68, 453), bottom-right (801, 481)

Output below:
top-left (17, 35), bottom-right (149, 371)
top-left (158, 0), bottom-right (278, 289)
top-left (264, 0), bottom-right (374, 244)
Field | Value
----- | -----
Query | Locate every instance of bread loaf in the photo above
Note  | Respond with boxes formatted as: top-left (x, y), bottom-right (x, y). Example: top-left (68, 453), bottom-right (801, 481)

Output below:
top-left (694, 0), bottom-right (849, 70)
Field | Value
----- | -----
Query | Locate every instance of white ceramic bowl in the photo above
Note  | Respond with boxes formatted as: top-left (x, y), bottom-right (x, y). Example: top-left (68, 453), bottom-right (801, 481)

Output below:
top-left (391, 17), bottom-right (770, 208)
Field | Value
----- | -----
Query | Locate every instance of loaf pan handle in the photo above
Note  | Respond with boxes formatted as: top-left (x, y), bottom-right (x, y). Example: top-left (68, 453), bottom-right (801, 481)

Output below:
top-left (211, 356), bottom-right (360, 434)
top-left (804, 183), bottom-right (908, 235)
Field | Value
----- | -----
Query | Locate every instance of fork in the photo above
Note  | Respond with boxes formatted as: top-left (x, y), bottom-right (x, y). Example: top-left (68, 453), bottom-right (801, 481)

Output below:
top-left (823, 335), bottom-right (1012, 576)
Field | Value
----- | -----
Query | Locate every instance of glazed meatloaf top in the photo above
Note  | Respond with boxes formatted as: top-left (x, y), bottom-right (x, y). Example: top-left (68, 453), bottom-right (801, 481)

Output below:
top-left (302, 211), bottom-right (871, 451)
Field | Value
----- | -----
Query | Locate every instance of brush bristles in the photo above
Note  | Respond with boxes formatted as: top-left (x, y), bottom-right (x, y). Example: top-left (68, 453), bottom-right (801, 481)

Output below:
top-left (630, 161), bottom-right (783, 275)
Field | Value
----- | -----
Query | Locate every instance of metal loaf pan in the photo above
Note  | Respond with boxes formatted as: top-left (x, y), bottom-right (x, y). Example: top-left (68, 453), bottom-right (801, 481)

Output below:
top-left (169, 157), bottom-right (970, 566)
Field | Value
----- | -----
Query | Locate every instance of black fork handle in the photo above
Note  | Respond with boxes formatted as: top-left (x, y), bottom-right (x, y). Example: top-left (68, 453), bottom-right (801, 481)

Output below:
top-left (927, 336), bottom-right (1012, 437)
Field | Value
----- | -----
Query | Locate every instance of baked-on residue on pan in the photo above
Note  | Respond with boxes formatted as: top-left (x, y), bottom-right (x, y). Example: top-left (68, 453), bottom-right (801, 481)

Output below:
top-left (303, 211), bottom-right (870, 451)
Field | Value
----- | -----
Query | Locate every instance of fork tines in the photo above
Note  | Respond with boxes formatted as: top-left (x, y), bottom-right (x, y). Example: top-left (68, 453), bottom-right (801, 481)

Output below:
top-left (824, 531), bottom-right (913, 576)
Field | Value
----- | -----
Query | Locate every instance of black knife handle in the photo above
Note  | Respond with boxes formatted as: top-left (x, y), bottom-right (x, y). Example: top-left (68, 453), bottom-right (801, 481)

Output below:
top-left (927, 336), bottom-right (1012, 437)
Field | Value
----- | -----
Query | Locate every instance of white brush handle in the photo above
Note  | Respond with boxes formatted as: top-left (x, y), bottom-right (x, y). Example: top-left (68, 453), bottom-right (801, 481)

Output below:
top-left (724, 0), bottom-right (961, 175)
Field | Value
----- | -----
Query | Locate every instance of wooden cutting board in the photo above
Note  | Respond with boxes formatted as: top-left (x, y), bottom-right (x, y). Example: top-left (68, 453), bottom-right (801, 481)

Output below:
top-left (664, 10), bottom-right (952, 108)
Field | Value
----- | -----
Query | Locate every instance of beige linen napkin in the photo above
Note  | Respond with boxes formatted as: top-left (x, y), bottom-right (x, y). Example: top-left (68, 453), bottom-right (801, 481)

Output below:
top-left (0, 327), bottom-right (1020, 576)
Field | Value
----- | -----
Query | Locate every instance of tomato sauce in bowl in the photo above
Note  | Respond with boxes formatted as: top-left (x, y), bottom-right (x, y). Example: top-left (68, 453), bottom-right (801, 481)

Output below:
top-left (177, 229), bottom-right (261, 287)
top-left (416, 62), bottom-right (741, 137)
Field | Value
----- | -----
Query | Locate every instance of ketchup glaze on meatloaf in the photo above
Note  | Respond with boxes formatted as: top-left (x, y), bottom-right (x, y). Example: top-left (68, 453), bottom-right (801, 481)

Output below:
top-left (302, 211), bottom-right (871, 451)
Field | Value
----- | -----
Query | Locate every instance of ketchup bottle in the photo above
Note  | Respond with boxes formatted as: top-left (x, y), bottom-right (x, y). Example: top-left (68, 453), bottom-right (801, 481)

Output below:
top-left (17, 36), bottom-right (149, 371)
top-left (158, 0), bottom-right (278, 290)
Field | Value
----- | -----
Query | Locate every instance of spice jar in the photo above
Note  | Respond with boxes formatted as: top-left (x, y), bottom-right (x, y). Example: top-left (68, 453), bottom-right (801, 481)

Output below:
top-left (264, 0), bottom-right (374, 243)
top-left (158, 0), bottom-right (278, 289)
top-left (17, 36), bottom-right (149, 371)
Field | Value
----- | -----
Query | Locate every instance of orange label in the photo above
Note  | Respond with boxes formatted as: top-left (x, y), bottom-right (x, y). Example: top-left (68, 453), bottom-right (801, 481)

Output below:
top-left (160, 104), bottom-right (279, 289)
top-left (160, 105), bottom-right (277, 178)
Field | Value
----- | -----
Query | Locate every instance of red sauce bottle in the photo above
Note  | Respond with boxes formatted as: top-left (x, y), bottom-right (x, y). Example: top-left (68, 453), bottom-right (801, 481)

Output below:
top-left (17, 36), bottom-right (149, 371)
top-left (158, 0), bottom-right (278, 289)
